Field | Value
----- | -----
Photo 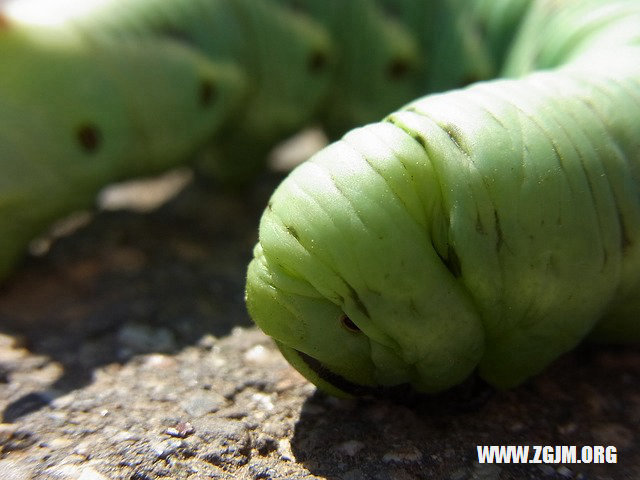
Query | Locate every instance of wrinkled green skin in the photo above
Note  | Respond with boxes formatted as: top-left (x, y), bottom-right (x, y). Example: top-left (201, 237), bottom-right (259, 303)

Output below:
top-left (246, 0), bottom-right (640, 396)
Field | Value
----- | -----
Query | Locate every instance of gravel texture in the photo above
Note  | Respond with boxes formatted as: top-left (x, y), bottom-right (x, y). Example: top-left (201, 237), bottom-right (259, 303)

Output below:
top-left (0, 171), bottom-right (638, 480)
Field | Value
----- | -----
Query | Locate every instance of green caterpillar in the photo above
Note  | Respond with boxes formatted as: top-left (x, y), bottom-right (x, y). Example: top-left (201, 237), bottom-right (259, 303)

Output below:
top-left (0, 18), bottom-right (244, 279)
top-left (246, 0), bottom-right (640, 396)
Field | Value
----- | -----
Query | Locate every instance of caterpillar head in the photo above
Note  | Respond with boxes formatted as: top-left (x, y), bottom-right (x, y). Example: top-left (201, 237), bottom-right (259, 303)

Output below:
top-left (246, 122), bottom-right (485, 396)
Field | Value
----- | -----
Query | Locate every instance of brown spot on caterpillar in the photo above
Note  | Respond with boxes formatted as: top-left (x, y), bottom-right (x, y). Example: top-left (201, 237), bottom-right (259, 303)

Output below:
top-left (308, 49), bottom-right (328, 73)
top-left (199, 79), bottom-right (216, 107)
top-left (285, 225), bottom-right (300, 241)
top-left (340, 314), bottom-right (361, 333)
top-left (442, 123), bottom-right (470, 157)
top-left (76, 124), bottom-right (101, 153)
top-left (387, 57), bottom-right (411, 80)
top-left (386, 115), bottom-right (429, 151)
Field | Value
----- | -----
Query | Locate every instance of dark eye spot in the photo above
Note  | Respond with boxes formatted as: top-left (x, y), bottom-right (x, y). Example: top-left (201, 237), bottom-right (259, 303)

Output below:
top-left (199, 79), bottom-right (216, 107)
top-left (308, 50), bottom-right (328, 73)
top-left (387, 58), bottom-right (411, 80)
top-left (340, 314), bottom-right (361, 333)
top-left (76, 123), bottom-right (101, 153)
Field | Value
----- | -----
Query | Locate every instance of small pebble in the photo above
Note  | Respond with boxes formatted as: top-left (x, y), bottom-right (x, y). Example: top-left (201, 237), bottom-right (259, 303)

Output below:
top-left (165, 421), bottom-right (195, 438)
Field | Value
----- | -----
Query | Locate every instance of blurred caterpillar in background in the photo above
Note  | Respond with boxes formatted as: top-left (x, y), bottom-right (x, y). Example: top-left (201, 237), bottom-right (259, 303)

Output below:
top-left (246, 0), bottom-right (640, 396)
top-left (0, 15), bottom-right (244, 280)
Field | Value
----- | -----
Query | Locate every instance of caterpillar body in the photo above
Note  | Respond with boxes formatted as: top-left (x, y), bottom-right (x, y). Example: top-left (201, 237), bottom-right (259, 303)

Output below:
top-left (245, 0), bottom-right (640, 396)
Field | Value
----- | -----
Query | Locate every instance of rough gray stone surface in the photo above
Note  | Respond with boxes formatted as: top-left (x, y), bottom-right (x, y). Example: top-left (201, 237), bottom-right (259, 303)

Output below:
top-left (0, 173), bottom-right (638, 480)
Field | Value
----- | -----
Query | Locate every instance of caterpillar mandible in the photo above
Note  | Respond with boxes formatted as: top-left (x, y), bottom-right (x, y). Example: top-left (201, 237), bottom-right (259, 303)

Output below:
top-left (245, 0), bottom-right (640, 396)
